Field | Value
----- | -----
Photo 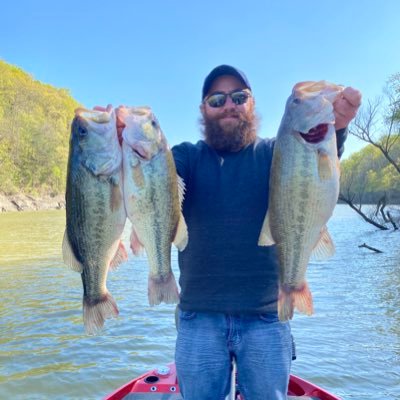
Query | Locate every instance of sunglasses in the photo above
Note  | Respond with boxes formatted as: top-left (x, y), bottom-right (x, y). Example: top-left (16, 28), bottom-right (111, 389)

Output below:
top-left (204, 89), bottom-right (251, 108)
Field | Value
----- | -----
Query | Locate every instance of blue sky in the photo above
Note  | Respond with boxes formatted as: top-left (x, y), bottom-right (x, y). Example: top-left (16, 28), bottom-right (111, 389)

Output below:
top-left (1, 0), bottom-right (399, 158)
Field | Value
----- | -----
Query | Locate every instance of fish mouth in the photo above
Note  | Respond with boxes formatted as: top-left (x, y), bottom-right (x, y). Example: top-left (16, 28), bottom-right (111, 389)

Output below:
top-left (299, 124), bottom-right (329, 144)
top-left (75, 108), bottom-right (112, 124)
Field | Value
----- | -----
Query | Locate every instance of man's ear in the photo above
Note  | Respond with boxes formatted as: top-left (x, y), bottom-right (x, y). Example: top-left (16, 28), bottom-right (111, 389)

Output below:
top-left (199, 103), bottom-right (205, 114)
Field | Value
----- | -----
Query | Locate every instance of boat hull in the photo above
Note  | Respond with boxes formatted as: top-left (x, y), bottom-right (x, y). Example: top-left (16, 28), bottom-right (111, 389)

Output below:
top-left (104, 362), bottom-right (341, 400)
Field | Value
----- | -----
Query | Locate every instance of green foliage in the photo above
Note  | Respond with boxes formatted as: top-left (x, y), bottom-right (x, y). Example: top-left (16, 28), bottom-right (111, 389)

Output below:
top-left (341, 137), bottom-right (400, 202)
top-left (0, 60), bottom-right (80, 195)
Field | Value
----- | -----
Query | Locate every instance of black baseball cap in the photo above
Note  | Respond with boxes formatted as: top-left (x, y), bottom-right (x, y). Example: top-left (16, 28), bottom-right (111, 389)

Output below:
top-left (202, 65), bottom-right (252, 100)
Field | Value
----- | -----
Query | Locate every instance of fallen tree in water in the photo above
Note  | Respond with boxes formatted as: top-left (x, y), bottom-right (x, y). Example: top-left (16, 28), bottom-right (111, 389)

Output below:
top-left (358, 243), bottom-right (383, 253)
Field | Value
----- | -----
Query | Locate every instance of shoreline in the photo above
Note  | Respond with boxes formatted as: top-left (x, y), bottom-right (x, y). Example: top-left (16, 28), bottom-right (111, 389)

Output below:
top-left (0, 193), bottom-right (65, 212)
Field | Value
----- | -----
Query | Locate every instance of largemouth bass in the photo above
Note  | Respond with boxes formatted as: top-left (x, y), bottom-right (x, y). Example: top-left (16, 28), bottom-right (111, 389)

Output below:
top-left (120, 106), bottom-right (187, 306)
top-left (62, 106), bottom-right (127, 335)
top-left (258, 81), bottom-right (343, 321)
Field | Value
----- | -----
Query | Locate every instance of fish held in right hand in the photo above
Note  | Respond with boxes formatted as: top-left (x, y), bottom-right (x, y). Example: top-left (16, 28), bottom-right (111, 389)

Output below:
top-left (258, 81), bottom-right (341, 321)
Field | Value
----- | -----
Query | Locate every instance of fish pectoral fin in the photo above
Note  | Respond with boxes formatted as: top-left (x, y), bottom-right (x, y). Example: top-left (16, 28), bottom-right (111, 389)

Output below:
top-left (109, 240), bottom-right (129, 271)
top-left (110, 180), bottom-right (124, 212)
top-left (258, 212), bottom-right (275, 246)
top-left (318, 151), bottom-right (333, 180)
top-left (173, 212), bottom-right (188, 251)
top-left (311, 226), bottom-right (335, 261)
top-left (130, 226), bottom-right (144, 255)
top-left (177, 174), bottom-right (186, 209)
top-left (62, 230), bottom-right (83, 273)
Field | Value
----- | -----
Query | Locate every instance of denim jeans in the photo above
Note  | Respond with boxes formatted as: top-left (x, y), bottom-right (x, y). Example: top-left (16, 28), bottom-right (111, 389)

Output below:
top-left (175, 310), bottom-right (292, 400)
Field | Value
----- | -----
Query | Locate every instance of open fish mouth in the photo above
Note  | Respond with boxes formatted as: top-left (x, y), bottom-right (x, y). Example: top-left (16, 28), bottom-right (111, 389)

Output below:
top-left (299, 123), bottom-right (329, 144)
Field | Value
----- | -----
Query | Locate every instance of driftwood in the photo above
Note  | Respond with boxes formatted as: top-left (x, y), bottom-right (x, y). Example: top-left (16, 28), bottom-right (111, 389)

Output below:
top-left (375, 194), bottom-right (398, 229)
top-left (386, 211), bottom-right (398, 230)
top-left (339, 193), bottom-right (389, 230)
top-left (358, 243), bottom-right (383, 253)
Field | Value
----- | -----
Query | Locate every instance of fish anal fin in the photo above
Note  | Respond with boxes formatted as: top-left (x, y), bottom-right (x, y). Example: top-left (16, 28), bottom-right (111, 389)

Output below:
top-left (173, 213), bottom-right (188, 251)
top-left (109, 240), bottom-right (128, 271)
top-left (130, 226), bottom-right (144, 255)
top-left (318, 151), bottom-right (333, 180)
top-left (258, 212), bottom-right (276, 246)
top-left (62, 230), bottom-right (83, 273)
top-left (311, 226), bottom-right (335, 261)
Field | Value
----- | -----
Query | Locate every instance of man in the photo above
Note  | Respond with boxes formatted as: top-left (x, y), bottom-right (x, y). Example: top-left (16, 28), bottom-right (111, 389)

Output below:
top-left (170, 65), bottom-right (361, 399)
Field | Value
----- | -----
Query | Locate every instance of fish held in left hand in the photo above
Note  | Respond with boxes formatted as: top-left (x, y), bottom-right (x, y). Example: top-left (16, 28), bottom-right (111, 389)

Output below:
top-left (62, 106), bottom-right (127, 335)
top-left (258, 81), bottom-right (343, 321)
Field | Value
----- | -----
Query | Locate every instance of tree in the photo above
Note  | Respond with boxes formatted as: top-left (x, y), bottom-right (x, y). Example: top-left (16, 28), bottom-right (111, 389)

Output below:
top-left (340, 73), bottom-right (400, 230)
top-left (0, 60), bottom-right (80, 195)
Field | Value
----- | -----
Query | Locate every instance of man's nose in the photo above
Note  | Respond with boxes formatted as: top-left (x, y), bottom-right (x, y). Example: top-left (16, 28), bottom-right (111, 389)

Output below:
top-left (222, 95), bottom-right (236, 109)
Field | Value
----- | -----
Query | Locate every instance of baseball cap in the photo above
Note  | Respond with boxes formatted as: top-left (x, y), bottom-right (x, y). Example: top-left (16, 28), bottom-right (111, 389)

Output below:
top-left (202, 65), bottom-right (252, 100)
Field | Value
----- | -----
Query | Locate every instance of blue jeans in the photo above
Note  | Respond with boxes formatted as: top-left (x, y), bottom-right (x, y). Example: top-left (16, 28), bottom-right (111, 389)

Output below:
top-left (175, 310), bottom-right (292, 400)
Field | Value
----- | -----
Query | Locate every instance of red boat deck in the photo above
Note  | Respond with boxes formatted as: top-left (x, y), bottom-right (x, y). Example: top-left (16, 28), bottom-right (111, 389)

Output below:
top-left (104, 363), bottom-right (341, 400)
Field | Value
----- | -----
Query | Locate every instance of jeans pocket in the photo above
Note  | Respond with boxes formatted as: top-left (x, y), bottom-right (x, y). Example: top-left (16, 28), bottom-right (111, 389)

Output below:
top-left (258, 312), bottom-right (279, 323)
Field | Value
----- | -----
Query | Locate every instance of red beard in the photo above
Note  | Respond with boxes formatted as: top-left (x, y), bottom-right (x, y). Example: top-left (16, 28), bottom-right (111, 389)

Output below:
top-left (201, 109), bottom-right (258, 152)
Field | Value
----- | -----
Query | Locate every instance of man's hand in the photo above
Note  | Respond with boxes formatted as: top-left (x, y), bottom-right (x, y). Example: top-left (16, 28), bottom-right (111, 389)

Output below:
top-left (93, 104), bottom-right (126, 144)
top-left (333, 87), bottom-right (362, 130)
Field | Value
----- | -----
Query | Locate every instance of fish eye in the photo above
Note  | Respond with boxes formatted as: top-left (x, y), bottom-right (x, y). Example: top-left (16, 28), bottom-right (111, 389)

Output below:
top-left (151, 118), bottom-right (158, 128)
top-left (292, 98), bottom-right (301, 104)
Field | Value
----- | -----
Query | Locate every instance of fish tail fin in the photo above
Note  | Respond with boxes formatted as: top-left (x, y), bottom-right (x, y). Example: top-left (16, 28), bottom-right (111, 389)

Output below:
top-left (83, 292), bottom-right (119, 335)
top-left (148, 273), bottom-right (180, 306)
top-left (278, 282), bottom-right (314, 321)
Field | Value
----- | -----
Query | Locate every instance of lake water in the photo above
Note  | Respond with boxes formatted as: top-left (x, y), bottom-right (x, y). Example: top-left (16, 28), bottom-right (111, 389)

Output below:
top-left (0, 205), bottom-right (399, 400)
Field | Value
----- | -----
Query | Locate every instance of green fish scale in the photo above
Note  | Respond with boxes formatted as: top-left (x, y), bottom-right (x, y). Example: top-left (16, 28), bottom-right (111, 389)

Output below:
top-left (126, 150), bottom-right (180, 281)
top-left (270, 130), bottom-right (338, 289)
top-left (66, 166), bottom-right (124, 299)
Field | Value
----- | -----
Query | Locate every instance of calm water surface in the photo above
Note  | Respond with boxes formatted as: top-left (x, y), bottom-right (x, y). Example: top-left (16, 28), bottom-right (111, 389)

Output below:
top-left (0, 205), bottom-right (399, 400)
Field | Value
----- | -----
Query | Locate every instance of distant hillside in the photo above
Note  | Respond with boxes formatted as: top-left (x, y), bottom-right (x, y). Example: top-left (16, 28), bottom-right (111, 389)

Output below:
top-left (0, 60), bottom-right (80, 196)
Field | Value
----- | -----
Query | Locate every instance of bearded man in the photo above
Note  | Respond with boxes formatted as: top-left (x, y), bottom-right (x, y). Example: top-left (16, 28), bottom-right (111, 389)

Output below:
top-left (171, 65), bottom-right (361, 399)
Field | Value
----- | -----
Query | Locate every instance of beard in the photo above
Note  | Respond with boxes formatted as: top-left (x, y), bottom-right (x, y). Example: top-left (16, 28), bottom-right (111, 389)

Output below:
top-left (200, 105), bottom-right (259, 152)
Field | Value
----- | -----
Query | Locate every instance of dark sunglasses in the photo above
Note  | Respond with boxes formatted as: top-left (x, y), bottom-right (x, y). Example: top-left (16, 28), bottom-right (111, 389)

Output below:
top-left (204, 89), bottom-right (251, 108)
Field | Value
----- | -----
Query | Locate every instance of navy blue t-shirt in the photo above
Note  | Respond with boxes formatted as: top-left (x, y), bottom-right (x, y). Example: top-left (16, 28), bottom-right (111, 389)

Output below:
top-left (172, 137), bottom-right (280, 314)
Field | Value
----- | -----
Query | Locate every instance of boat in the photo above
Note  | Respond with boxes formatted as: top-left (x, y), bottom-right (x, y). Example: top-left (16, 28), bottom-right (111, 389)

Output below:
top-left (103, 362), bottom-right (341, 400)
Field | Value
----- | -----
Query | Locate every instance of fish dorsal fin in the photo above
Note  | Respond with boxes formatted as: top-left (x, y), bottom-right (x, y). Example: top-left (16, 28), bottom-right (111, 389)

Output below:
top-left (177, 174), bottom-right (186, 209)
top-left (109, 241), bottom-right (128, 271)
top-left (174, 213), bottom-right (188, 251)
top-left (311, 226), bottom-right (335, 261)
top-left (318, 151), bottom-right (333, 180)
top-left (62, 230), bottom-right (83, 273)
top-left (258, 211), bottom-right (276, 246)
